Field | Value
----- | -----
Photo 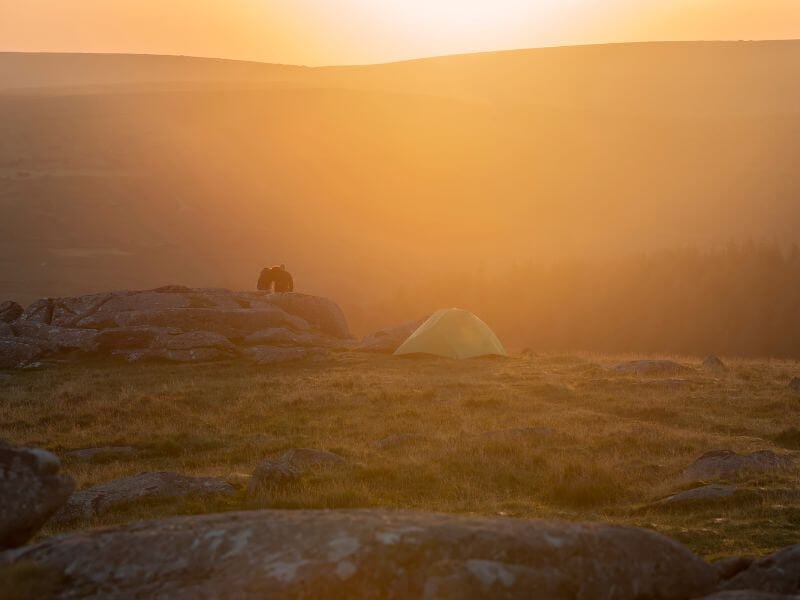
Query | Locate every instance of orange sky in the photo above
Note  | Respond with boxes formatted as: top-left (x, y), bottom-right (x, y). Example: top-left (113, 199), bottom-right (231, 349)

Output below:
top-left (1, 0), bottom-right (799, 65)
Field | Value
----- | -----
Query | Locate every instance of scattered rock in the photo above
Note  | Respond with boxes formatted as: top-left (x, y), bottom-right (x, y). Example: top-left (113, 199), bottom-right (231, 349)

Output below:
top-left (612, 360), bottom-right (691, 376)
top-left (481, 427), bottom-right (556, 441)
top-left (359, 317), bottom-right (428, 353)
top-left (703, 355), bottom-right (728, 373)
top-left (788, 378), bottom-right (800, 392)
top-left (0, 301), bottom-right (23, 324)
top-left (0, 443), bottom-right (74, 549)
top-left (0, 338), bottom-right (47, 369)
top-left (53, 472), bottom-right (235, 525)
top-left (697, 592), bottom-right (796, 599)
top-left (652, 484), bottom-right (738, 508)
top-left (0, 509), bottom-right (717, 599)
top-left (0, 374), bottom-right (11, 383)
top-left (681, 450), bottom-right (793, 482)
top-left (250, 448), bottom-right (347, 494)
top-left (248, 460), bottom-right (303, 492)
top-left (718, 543), bottom-right (800, 595)
top-left (64, 446), bottom-right (139, 461)
top-left (0, 323), bottom-right (12, 337)
top-left (243, 346), bottom-right (317, 365)
top-left (371, 434), bottom-right (426, 450)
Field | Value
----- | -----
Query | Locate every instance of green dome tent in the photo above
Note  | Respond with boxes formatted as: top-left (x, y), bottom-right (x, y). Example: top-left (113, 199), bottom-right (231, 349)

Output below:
top-left (394, 308), bottom-right (507, 359)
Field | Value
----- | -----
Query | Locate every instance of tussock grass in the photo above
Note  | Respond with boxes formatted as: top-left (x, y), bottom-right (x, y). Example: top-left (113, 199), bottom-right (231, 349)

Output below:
top-left (1, 352), bottom-right (799, 559)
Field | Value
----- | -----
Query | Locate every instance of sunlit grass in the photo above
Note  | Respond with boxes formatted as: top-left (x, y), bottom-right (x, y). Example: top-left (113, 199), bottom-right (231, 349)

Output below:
top-left (2, 351), bottom-right (799, 559)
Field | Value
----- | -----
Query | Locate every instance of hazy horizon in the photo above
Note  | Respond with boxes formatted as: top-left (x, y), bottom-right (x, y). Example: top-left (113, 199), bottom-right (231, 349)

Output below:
top-left (3, 0), bottom-right (800, 66)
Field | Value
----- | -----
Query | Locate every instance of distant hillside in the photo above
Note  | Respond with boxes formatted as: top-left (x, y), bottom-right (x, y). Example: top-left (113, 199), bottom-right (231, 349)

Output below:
top-left (2, 41), bottom-right (800, 340)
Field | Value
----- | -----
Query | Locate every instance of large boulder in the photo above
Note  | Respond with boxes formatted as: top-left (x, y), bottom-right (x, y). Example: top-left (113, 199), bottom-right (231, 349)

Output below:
top-left (12, 322), bottom-right (98, 353)
top-left (0, 301), bottom-right (23, 324)
top-left (257, 293), bottom-right (351, 339)
top-left (681, 450), bottom-right (793, 482)
top-left (718, 543), bottom-right (800, 595)
top-left (359, 317), bottom-right (428, 353)
top-left (115, 307), bottom-right (309, 338)
top-left (0, 443), bottom-right (74, 549)
top-left (114, 331), bottom-right (239, 363)
top-left (53, 472), bottom-right (235, 525)
top-left (0, 337), bottom-right (47, 368)
top-left (0, 509), bottom-right (717, 599)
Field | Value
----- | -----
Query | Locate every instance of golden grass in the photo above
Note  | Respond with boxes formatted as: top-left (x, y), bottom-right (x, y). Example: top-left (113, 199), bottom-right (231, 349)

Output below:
top-left (2, 351), bottom-right (799, 560)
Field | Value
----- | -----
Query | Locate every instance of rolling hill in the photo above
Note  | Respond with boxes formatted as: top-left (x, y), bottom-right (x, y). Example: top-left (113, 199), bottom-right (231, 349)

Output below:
top-left (2, 41), bottom-right (800, 341)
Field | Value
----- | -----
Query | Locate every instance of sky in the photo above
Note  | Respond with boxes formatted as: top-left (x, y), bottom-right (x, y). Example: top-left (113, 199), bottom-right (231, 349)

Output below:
top-left (1, 0), bottom-right (799, 65)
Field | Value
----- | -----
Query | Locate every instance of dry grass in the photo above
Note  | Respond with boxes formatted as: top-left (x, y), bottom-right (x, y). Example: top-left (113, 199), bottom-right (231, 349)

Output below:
top-left (2, 351), bottom-right (800, 560)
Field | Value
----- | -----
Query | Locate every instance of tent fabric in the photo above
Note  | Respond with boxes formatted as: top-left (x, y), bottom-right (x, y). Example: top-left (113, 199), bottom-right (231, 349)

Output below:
top-left (394, 308), bottom-right (507, 359)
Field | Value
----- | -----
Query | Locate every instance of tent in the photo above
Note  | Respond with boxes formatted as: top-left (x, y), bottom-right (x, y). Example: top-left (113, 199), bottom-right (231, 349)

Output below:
top-left (394, 308), bottom-right (507, 359)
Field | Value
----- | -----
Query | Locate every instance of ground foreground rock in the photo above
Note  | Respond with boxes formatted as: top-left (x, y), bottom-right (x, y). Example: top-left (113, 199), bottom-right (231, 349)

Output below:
top-left (54, 472), bottom-right (235, 524)
top-left (682, 450), bottom-right (793, 482)
top-left (0, 509), bottom-right (717, 599)
top-left (0, 443), bottom-right (74, 549)
top-left (717, 544), bottom-right (800, 596)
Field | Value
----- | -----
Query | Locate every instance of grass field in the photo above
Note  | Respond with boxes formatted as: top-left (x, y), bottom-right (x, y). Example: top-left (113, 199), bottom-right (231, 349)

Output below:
top-left (2, 351), bottom-right (799, 560)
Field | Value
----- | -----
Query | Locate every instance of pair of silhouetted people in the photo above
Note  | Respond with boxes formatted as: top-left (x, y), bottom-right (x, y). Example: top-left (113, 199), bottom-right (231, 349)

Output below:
top-left (258, 264), bottom-right (294, 293)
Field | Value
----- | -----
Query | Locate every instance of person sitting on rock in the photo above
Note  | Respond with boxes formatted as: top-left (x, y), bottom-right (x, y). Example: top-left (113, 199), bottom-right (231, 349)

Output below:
top-left (257, 267), bottom-right (275, 292)
top-left (272, 264), bottom-right (294, 293)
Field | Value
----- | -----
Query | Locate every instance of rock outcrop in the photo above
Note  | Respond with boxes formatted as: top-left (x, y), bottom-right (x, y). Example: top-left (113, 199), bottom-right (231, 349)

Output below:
top-left (681, 450), bottom-right (793, 482)
top-left (0, 288), bottom-right (351, 367)
top-left (359, 317), bottom-right (428, 353)
top-left (53, 472), bottom-right (235, 525)
top-left (0, 509), bottom-right (717, 599)
top-left (0, 443), bottom-right (74, 549)
top-left (0, 301), bottom-right (23, 324)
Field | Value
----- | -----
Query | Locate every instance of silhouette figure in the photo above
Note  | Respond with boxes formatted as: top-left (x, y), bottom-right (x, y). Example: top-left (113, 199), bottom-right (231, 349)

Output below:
top-left (272, 264), bottom-right (294, 293)
top-left (257, 264), bottom-right (294, 293)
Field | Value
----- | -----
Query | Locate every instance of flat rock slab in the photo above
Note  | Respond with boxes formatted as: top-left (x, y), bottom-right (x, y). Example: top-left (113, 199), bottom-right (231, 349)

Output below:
top-left (682, 450), bottom-right (793, 482)
top-left (0, 509), bottom-right (717, 599)
top-left (788, 378), bottom-right (800, 392)
top-left (53, 472), bottom-right (235, 525)
top-left (0, 444), bottom-right (74, 549)
top-left (64, 446), bottom-right (139, 461)
top-left (612, 360), bottom-right (691, 376)
top-left (718, 543), bottom-right (800, 596)
top-left (653, 484), bottom-right (738, 508)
